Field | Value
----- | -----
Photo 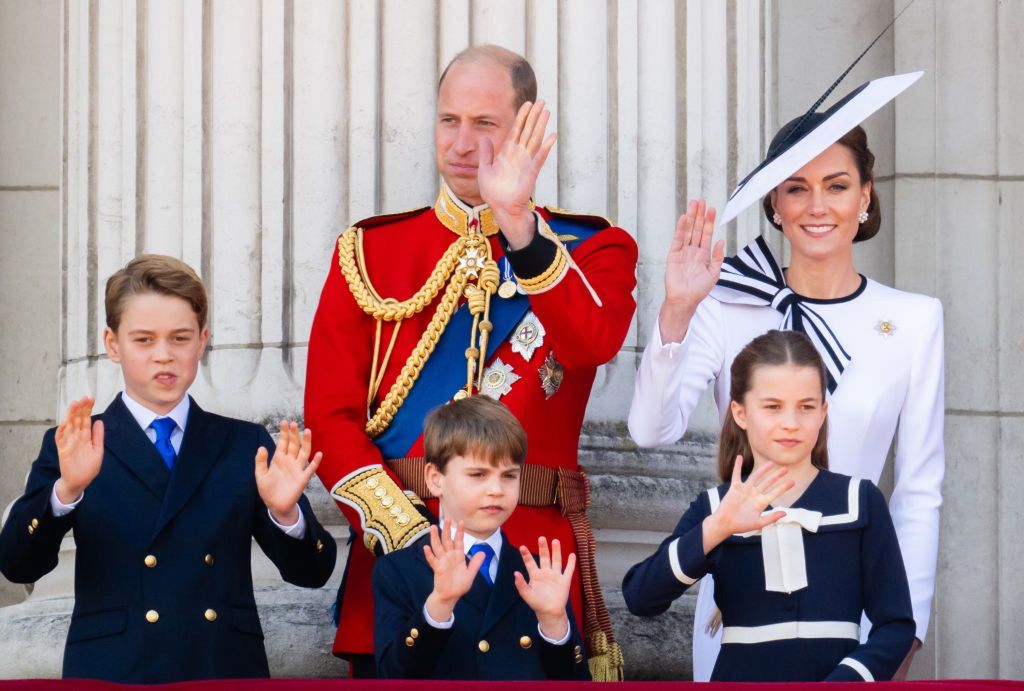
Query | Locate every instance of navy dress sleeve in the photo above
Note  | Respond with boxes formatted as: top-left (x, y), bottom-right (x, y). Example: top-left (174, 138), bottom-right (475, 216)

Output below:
top-left (825, 481), bottom-right (916, 681)
top-left (622, 489), bottom-right (716, 616)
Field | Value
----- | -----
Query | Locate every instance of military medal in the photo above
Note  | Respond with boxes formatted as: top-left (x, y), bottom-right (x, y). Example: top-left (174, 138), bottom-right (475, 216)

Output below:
top-left (539, 351), bottom-right (564, 399)
top-left (498, 257), bottom-right (518, 299)
top-left (480, 358), bottom-right (519, 400)
top-left (510, 312), bottom-right (545, 362)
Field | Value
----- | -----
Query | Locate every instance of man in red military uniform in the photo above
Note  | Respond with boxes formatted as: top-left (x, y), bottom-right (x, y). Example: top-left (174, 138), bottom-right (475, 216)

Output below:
top-left (305, 45), bottom-right (637, 679)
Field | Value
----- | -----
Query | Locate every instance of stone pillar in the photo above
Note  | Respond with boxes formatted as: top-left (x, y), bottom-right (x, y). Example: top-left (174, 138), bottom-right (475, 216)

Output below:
top-left (894, 0), bottom-right (1023, 679)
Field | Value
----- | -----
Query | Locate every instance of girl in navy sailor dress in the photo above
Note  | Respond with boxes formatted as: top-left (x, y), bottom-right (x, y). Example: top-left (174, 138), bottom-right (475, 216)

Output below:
top-left (622, 330), bottom-right (915, 682)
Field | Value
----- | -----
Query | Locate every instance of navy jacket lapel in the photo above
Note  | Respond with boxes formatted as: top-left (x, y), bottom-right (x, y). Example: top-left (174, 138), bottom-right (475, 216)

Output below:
top-left (152, 399), bottom-right (227, 540)
top-left (479, 535), bottom-right (522, 636)
top-left (101, 396), bottom-right (171, 500)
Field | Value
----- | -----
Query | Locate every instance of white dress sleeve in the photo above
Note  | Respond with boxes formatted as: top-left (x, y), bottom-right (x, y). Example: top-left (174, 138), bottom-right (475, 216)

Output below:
top-left (628, 298), bottom-right (726, 447)
top-left (890, 297), bottom-right (945, 641)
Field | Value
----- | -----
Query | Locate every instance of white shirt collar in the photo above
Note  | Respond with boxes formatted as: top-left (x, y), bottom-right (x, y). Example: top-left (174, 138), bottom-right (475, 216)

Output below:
top-left (461, 528), bottom-right (503, 560)
top-left (121, 391), bottom-right (190, 435)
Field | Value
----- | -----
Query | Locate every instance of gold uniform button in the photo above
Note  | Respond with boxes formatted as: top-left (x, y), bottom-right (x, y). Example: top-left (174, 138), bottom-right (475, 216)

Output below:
top-left (478, 640), bottom-right (490, 653)
top-left (366, 476), bottom-right (380, 489)
top-left (315, 539), bottom-right (324, 553)
top-left (397, 513), bottom-right (410, 526)
top-left (144, 555), bottom-right (157, 568)
top-left (389, 505), bottom-right (401, 516)
top-left (31, 518), bottom-right (40, 529)
top-left (410, 628), bottom-right (419, 639)
top-left (373, 487), bottom-right (387, 499)
top-left (575, 654), bottom-right (584, 664)
top-left (204, 554), bottom-right (215, 566)
top-left (27, 525), bottom-right (35, 535)
top-left (573, 645), bottom-right (581, 655)
top-left (204, 609), bottom-right (217, 622)
top-left (405, 636), bottom-right (415, 647)
top-left (145, 610), bottom-right (159, 623)
top-left (519, 635), bottom-right (533, 649)
top-left (381, 495), bottom-right (394, 508)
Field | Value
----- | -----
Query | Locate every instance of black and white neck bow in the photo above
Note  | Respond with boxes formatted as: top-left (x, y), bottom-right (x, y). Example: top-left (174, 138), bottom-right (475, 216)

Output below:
top-left (710, 236), bottom-right (852, 394)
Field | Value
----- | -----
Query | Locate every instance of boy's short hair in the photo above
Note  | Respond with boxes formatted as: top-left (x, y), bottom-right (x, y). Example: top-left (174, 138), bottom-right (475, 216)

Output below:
top-left (105, 254), bottom-right (208, 332)
top-left (424, 396), bottom-right (527, 472)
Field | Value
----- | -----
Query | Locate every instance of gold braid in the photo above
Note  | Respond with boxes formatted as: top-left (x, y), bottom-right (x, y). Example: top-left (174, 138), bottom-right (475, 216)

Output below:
top-left (337, 226), bottom-right (493, 437)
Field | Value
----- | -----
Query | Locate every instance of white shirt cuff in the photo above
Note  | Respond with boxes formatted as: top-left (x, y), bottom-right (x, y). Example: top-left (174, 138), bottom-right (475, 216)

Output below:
top-left (267, 507), bottom-right (307, 539)
top-left (651, 317), bottom-right (688, 358)
top-left (538, 620), bottom-right (571, 646)
top-left (423, 604), bottom-right (454, 629)
top-left (50, 485), bottom-right (83, 517)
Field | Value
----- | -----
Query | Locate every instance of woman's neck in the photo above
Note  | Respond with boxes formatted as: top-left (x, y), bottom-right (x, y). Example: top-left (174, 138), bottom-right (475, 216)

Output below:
top-left (785, 252), bottom-right (861, 299)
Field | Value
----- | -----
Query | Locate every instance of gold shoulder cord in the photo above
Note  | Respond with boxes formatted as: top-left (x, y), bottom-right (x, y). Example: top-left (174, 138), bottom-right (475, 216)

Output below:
top-left (337, 225), bottom-right (499, 437)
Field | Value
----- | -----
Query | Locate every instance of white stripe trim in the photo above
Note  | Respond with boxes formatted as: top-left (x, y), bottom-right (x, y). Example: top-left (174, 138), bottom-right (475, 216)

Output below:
top-left (707, 488), bottom-right (721, 513)
top-left (721, 620), bottom-right (860, 645)
top-left (839, 657), bottom-right (875, 682)
top-left (667, 537), bottom-right (697, 585)
top-left (819, 478), bottom-right (861, 526)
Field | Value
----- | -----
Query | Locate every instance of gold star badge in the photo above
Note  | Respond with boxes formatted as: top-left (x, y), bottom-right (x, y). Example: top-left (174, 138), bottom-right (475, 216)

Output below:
top-left (875, 319), bottom-right (896, 337)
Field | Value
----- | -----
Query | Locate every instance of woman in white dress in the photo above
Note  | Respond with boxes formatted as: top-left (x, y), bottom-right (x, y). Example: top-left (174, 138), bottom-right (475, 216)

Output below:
top-left (628, 100), bottom-right (944, 680)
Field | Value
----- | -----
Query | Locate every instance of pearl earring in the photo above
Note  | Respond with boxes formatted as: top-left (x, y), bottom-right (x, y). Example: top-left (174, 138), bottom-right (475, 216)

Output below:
top-left (772, 212), bottom-right (782, 226)
top-left (858, 210), bottom-right (869, 224)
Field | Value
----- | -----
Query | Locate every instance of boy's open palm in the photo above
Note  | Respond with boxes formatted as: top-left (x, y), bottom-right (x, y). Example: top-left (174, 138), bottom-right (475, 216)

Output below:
top-left (425, 521), bottom-right (485, 602)
top-left (255, 421), bottom-right (321, 525)
top-left (54, 397), bottom-right (104, 503)
top-left (515, 537), bottom-right (575, 638)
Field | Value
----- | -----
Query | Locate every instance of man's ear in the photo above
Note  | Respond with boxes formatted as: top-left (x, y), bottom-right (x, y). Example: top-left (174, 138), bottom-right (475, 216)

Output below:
top-left (730, 400), bottom-right (748, 430)
top-left (424, 462), bottom-right (444, 499)
top-left (103, 327), bottom-right (121, 363)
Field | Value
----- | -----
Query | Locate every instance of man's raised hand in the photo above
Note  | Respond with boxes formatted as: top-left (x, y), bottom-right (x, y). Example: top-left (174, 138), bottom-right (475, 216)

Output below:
top-left (477, 100), bottom-right (557, 249)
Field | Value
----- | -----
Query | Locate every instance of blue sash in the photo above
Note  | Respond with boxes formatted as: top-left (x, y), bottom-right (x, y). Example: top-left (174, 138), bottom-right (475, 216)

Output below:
top-left (373, 217), bottom-right (600, 459)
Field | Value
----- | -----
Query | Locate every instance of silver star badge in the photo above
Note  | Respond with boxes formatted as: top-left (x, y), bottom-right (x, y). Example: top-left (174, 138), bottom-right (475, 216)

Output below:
top-left (458, 247), bottom-right (485, 279)
top-left (510, 311), bottom-right (545, 362)
top-left (480, 358), bottom-right (520, 400)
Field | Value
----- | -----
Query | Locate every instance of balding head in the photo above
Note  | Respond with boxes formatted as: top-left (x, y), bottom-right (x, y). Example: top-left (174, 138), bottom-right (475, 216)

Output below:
top-left (438, 44), bottom-right (537, 110)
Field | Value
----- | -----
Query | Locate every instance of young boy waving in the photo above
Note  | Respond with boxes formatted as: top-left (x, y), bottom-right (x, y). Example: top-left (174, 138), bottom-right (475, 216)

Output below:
top-left (0, 255), bottom-right (336, 683)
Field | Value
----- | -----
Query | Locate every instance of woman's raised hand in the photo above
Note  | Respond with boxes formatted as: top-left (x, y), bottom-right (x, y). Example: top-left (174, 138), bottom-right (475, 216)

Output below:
top-left (659, 200), bottom-right (725, 343)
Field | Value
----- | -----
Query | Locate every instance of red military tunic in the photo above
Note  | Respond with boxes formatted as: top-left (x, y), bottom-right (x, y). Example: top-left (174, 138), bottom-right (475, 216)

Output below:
top-left (305, 184), bottom-right (637, 666)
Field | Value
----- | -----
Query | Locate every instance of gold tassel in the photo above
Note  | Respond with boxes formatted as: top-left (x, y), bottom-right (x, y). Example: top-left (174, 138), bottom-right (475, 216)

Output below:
top-left (586, 631), bottom-right (625, 682)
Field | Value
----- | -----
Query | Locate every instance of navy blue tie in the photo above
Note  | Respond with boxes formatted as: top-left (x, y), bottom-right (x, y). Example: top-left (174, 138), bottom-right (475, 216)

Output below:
top-left (150, 418), bottom-right (177, 470)
top-left (468, 543), bottom-right (496, 586)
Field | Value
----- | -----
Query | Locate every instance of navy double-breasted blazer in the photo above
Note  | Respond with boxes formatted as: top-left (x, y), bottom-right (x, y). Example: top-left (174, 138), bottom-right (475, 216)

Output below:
top-left (373, 531), bottom-right (590, 680)
top-left (0, 395), bottom-right (337, 683)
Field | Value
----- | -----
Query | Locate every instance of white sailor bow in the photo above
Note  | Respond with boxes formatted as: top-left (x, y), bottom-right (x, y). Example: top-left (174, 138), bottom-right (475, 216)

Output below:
top-left (738, 507), bottom-right (823, 594)
top-left (711, 236), bottom-right (852, 394)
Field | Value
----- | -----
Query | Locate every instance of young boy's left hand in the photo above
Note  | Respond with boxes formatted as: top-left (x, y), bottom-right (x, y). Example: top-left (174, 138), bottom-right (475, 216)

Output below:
top-left (515, 537), bottom-right (576, 642)
top-left (255, 421), bottom-right (322, 525)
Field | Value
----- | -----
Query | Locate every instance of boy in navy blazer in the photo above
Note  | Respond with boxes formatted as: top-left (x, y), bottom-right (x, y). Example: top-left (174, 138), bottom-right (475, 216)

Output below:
top-left (0, 255), bottom-right (337, 683)
top-left (372, 396), bottom-right (589, 680)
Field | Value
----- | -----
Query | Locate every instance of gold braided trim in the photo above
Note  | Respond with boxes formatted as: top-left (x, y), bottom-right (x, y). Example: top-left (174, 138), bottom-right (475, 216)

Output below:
top-left (515, 248), bottom-right (568, 293)
top-left (330, 465), bottom-right (430, 554)
top-left (434, 186), bottom-right (501, 237)
top-left (338, 227), bottom-right (467, 322)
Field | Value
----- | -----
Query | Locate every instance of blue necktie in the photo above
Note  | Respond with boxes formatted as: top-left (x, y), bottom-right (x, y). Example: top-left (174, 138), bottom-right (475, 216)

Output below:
top-left (150, 418), bottom-right (177, 470)
top-left (468, 543), bottom-right (496, 586)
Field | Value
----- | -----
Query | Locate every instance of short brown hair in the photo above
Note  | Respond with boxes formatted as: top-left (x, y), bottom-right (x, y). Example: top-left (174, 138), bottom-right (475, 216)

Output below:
top-left (717, 330), bottom-right (829, 482)
top-left (437, 44), bottom-right (537, 111)
top-left (763, 124), bottom-right (881, 243)
top-left (105, 254), bottom-right (208, 332)
top-left (424, 396), bottom-right (527, 473)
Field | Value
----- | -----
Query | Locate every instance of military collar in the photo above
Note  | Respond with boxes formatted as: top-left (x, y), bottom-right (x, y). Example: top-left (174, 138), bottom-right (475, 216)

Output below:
top-left (433, 182), bottom-right (536, 238)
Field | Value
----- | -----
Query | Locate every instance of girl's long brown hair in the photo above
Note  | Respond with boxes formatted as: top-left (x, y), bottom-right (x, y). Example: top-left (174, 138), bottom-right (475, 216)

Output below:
top-left (716, 330), bottom-right (830, 482)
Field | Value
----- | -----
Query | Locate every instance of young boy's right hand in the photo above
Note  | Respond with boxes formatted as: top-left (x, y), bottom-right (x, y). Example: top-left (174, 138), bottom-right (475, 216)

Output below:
top-left (54, 397), bottom-right (104, 504)
top-left (423, 520), bottom-right (486, 623)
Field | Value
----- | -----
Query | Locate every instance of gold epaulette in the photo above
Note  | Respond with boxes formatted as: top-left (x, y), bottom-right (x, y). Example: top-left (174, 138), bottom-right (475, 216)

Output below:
top-left (331, 465), bottom-right (430, 554)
